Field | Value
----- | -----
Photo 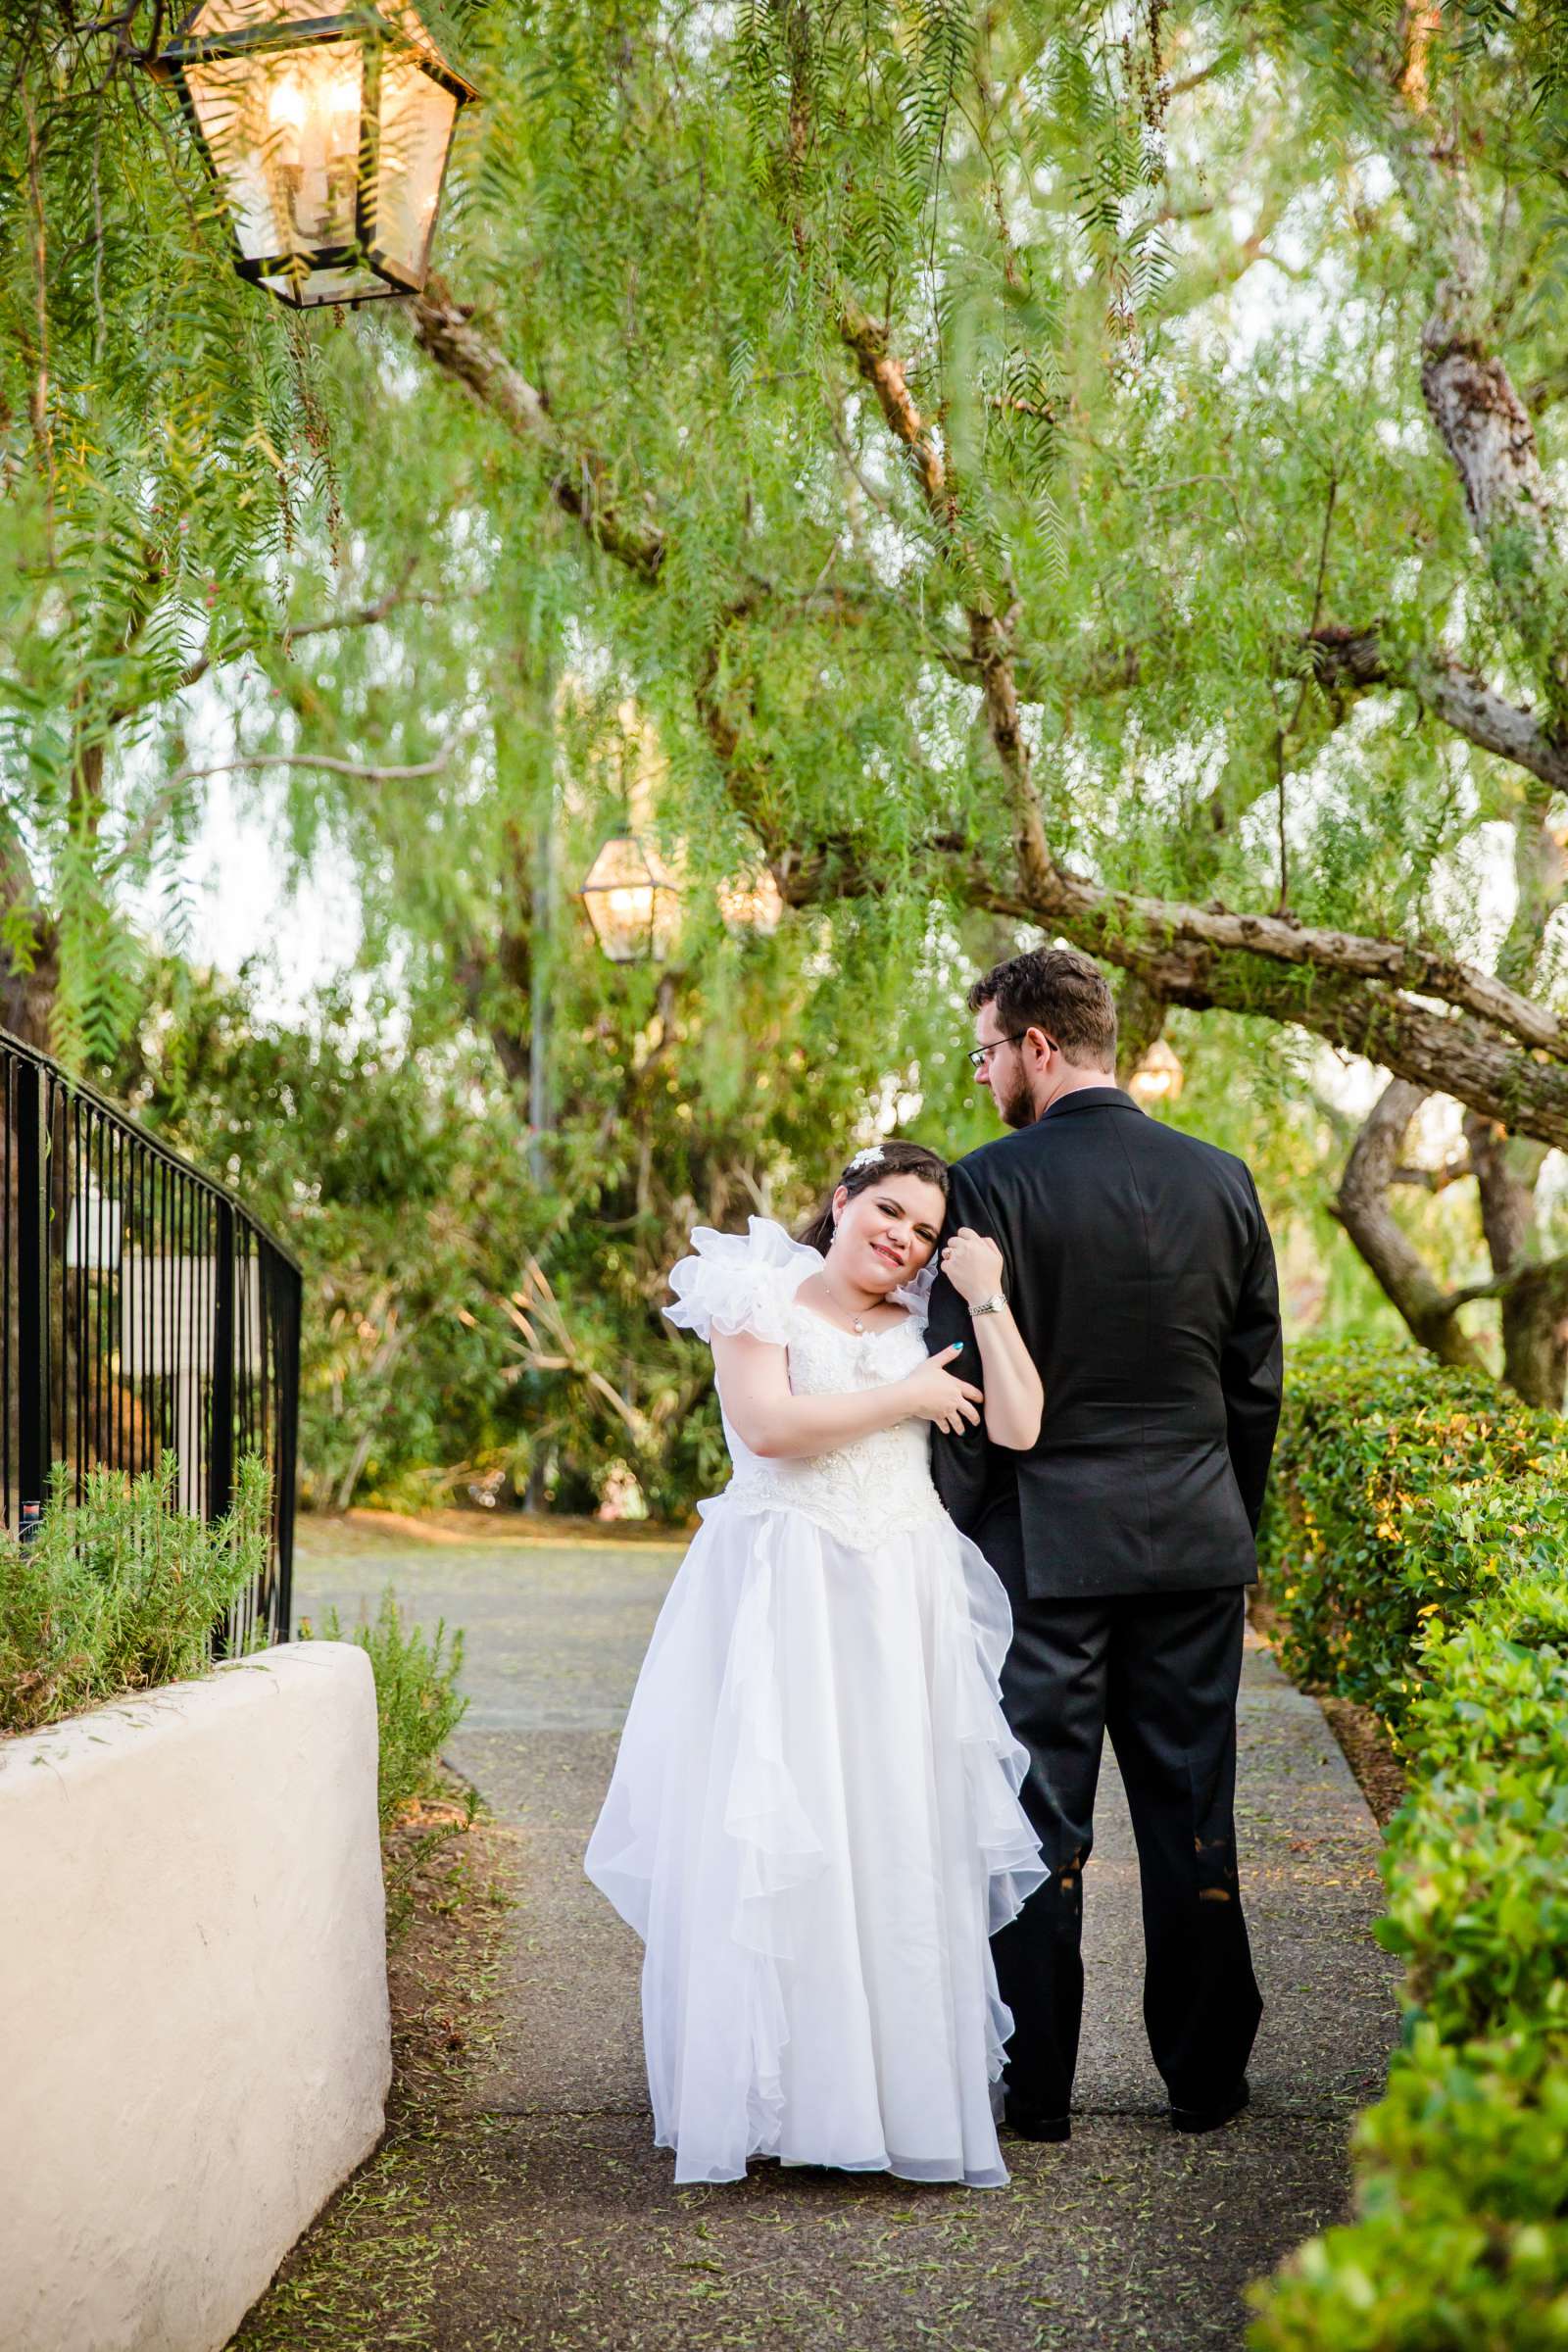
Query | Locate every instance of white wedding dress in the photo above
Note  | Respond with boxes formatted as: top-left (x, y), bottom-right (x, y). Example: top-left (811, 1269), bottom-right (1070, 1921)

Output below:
top-left (584, 1217), bottom-right (1048, 2188)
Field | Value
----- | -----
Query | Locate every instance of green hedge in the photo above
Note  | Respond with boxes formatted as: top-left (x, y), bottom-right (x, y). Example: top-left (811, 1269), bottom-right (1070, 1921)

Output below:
top-left (1250, 1352), bottom-right (1568, 2351)
top-left (1256, 1342), bottom-right (1568, 1728)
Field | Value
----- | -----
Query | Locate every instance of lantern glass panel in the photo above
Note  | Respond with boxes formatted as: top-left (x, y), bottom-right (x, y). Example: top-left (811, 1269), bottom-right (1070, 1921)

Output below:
top-left (186, 0), bottom-right (333, 30)
top-left (374, 53), bottom-right (460, 282)
top-left (185, 39), bottom-right (381, 303)
top-left (649, 887), bottom-right (680, 961)
top-left (588, 889), bottom-right (654, 963)
top-left (580, 836), bottom-right (679, 963)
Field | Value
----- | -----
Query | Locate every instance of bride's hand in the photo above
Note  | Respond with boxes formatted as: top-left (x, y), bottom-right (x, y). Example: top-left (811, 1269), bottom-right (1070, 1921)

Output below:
top-left (901, 1345), bottom-right (986, 1436)
top-left (940, 1227), bottom-right (1005, 1308)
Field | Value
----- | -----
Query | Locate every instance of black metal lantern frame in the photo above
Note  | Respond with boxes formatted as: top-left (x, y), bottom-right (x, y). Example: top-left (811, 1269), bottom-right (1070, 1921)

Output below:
top-left (147, 3), bottom-right (478, 311)
top-left (576, 832), bottom-right (683, 966)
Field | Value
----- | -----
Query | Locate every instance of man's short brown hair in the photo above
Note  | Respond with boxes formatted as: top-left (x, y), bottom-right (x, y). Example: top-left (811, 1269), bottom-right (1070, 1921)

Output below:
top-left (968, 947), bottom-right (1117, 1072)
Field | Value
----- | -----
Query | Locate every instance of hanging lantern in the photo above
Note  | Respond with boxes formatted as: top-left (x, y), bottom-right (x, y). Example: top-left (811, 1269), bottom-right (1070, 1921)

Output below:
top-left (144, 0), bottom-right (478, 310)
top-left (577, 835), bottom-right (682, 965)
top-left (715, 866), bottom-right (784, 938)
top-left (1128, 1037), bottom-right (1185, 1106)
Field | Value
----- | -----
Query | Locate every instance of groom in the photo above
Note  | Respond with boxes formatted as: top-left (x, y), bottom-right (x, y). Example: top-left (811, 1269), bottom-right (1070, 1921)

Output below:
top-left (926, 947), bottom-right (1283, 2140)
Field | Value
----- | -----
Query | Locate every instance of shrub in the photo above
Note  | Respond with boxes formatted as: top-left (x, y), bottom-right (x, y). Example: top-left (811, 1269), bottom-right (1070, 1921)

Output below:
top-left (1379, 1582), bottom-right (1568, 2046)
top-left (302, 1588), bottom-right (467, 1829)
top-left (1253, 2026), bottom-right (1568, 2349)
top-left (0, 1454), bottom-right (271, 1736)
top-left (1257, 1342), bottom-right (1567, 1726)
top-left (1250, 1358), bottom-right (1568, 2349)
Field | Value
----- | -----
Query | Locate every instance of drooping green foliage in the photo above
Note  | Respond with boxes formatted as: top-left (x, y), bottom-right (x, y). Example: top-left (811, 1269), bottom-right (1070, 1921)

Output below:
top-left (10, 1), bottom-right (1568, 1027)
top-left (0, 8), bottom-right (359, 1060)
top-left (7, 1), bottom-right (1568, 1492)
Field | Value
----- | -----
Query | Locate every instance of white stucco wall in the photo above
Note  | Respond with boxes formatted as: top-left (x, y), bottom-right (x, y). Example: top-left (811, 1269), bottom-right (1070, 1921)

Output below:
top-left (0, 1642), bottom-right (391, 2352)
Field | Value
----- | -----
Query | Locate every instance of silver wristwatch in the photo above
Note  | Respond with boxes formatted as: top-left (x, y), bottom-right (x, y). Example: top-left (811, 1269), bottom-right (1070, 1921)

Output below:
top-left (972, 1292), bottom-right (1007, 1318)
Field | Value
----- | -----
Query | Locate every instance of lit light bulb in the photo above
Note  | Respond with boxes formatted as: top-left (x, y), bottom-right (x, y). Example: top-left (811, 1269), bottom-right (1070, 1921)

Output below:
top-left (267, 49), bottom-right (361, 245)
top-left (323, 66), bottom-right (362, 126)
top-left (268, 71), bottom-right (306, 132)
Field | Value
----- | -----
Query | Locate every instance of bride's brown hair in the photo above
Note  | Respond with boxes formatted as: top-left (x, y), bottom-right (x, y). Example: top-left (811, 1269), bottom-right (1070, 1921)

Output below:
top-left (796, 1141), bottom-right (952, 1256)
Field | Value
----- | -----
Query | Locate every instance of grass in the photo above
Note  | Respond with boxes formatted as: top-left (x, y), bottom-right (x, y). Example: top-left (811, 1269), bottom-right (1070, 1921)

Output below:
top-left (299, 1508), bottom-right (689, 1559)
top-left (230, 1798), bottom-right (519, 2352)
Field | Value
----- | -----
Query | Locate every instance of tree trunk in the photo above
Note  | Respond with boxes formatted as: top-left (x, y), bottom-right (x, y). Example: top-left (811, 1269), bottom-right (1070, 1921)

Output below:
top-left (1335, 1080), bottom-right (1487, 1370)
top-left (1114, 974), bottom-right (1168, 1085)
top-left (0, 957), bottom-right (57, 1053)
top-left (1465, 1112), bottom-right (1568, 1406)
top-left (1492, 1261), bottom-right (1568, 1408)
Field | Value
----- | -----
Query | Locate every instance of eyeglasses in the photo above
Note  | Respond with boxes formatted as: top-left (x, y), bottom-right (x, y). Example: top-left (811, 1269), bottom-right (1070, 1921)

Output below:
top-left (967, 1030), bottom-right (1054, 1071)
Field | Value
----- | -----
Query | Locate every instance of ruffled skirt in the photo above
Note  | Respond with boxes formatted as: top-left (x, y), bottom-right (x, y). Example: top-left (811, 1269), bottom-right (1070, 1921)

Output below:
top-left (584, 1499), bottom-right (1049, 2187)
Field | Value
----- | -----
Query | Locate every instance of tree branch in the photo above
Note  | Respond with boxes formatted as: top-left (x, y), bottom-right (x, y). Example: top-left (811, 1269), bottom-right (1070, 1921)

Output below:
top-left (1463, 1108), bottom-right (1567, 1403)
top-left (1392, 1152), bottom-right (1473, 1193)
top-left (166, 739), bottom-right (458, 791)
top-left (1389, 72), bottom-right (1568, 706)
top-left (401, 279), bottom-right (1568, 1149)
top-left (976, 819), bottom-right (1568, 1056)
top-left (1332, 1078), bottom-right (1487, 1367)
top-left (1306, 624), bottom-right (1568, 795)
top-left (410, 278), bottom-right (665, 583)
top-left (495, 1254), bottom-right (657, 1450)
top-left (106, 559), bottom-right (432, 728)
top-left (971, 861), bottom-right (1568, 1148)
top-left (837, 299), bottom-right (1055, 901)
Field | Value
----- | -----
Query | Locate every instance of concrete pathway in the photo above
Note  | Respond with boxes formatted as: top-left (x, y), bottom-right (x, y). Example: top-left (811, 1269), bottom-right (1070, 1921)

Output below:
top-left (287, 1522), bottom-right (1399, 2352)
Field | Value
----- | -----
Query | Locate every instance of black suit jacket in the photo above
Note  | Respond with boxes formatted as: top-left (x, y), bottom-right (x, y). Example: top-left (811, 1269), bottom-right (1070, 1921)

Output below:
top-left (927, 1089), bottom-right (1283, 1602)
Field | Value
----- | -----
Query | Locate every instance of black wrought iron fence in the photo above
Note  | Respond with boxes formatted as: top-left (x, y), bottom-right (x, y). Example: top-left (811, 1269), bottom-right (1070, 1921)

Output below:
top-left (1, 1029), bottom-right (302, 1647)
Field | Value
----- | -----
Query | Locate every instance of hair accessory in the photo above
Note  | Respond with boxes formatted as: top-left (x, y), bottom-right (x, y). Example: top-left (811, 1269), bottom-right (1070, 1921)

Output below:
top-left (846, 1145), bottom-right (886, 1174)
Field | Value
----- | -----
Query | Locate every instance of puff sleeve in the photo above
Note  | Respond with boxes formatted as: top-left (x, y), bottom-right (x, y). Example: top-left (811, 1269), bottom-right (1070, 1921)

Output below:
top-left (663, 1217), bottom-right (821, 1348)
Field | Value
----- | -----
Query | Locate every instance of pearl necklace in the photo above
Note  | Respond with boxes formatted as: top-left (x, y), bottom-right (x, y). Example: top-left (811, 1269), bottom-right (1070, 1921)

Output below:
top-left (820, 1267), bottom-right (877, 1336)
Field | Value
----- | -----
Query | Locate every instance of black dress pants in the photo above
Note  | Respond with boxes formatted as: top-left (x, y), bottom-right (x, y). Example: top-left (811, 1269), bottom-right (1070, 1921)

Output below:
top-left (992, 1585), bottom-right (1262, 2119)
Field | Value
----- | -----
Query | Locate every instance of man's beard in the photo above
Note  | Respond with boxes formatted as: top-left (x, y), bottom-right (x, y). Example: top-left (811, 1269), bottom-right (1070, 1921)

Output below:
top-left (996, 1065), bottom-right (1035, 1129)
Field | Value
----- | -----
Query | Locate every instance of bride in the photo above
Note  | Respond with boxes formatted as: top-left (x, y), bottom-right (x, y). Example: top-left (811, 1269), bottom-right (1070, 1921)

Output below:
top-left (583, 1139), bottom-right (1048, 2187)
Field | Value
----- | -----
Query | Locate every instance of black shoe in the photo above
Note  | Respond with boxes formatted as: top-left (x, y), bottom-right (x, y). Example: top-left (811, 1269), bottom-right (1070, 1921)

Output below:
top-left (1002, 2101), bottom-right (1071, 2143)
top-left (1169, 2079), bottom-right (1250, 2133)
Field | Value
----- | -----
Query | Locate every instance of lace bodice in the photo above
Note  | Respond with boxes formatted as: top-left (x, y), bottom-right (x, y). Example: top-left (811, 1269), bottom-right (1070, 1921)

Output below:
top-left (664, 1218), bottom-right (948, 1553)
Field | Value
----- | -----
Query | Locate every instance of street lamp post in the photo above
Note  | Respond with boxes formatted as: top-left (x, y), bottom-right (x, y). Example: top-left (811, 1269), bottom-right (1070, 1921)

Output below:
top-left (144, 0), bottom-right (477, 310)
